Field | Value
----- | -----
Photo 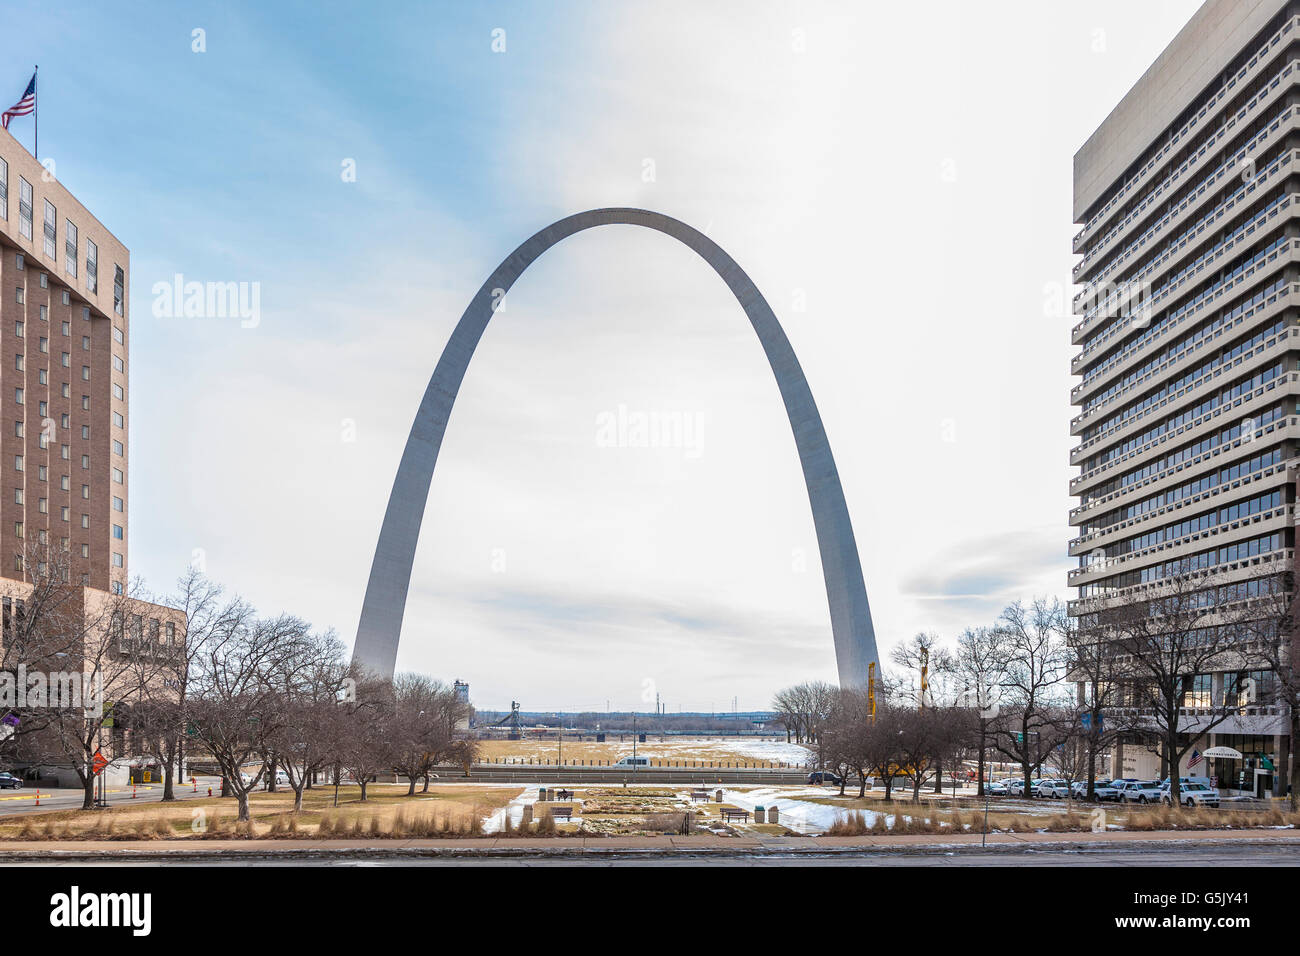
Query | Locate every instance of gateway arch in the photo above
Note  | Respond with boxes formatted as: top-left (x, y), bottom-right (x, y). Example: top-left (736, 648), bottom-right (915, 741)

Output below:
top-left (352, 208), bottom-right (878, 687)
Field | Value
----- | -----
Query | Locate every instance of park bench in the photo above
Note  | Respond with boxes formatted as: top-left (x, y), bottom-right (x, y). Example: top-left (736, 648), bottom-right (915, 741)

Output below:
top-left (720, 808), bottom-right (750, 823)
top-left (690, 790), bottom-right (711, 802)
top-left (554, 788), bottom-right (575, 800)
top-left (549, 805), bottom-right (574, 821)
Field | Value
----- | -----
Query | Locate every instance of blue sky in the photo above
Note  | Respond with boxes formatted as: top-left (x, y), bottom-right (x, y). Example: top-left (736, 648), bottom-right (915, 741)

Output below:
top-left (2, 0), bottom-right (1203, 711)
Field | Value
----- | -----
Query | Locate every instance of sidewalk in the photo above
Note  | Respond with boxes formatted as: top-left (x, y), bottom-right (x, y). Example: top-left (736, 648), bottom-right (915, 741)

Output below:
top-left (0, 827), bottom-right (1295, 859)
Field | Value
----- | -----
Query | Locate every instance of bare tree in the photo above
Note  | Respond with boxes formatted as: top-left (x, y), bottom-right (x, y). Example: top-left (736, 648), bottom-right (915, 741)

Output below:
top-left (771, 680), bottom-right (837, 760)
top-left (336, 670), bottom-right (394, 802)
top-left (1251, 572), bottom-right (1300, 809)
top-left (188, 613), bottom-right (312, 821)
top-left (388, 673), bottom-right (475, 795)
top-left (1098, 566), bottom-right (1264, 807)
top-left (138, 568), bottom-right (255, 801)
top-left (1068, 618), bottom-right (1125, 799)
top-left (860, 703), bottom-right (905, 802)
top-left (989, 598), bottom-right (1072, 797)
top-left (821, 688), bottom-right (871, 796)
top-left (954, 625), bottom-right (1009, 796)
top-left (11, 543), bottom-right (177, 809)
top-left (261, 630), bottom-right (350, 812)
top-left (892, 631), bottom-right (958, 791)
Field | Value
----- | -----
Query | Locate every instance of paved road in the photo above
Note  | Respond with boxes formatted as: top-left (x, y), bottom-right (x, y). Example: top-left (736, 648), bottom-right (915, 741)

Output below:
top-left (6, 840), bottom-right (1298, 866)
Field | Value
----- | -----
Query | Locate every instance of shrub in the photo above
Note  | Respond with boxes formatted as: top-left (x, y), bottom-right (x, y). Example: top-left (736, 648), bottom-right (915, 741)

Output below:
top-left (825, 811), bottom-right (870, 836)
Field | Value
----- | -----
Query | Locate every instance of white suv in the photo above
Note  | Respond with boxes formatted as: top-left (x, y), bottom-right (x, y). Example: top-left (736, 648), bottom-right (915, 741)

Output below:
top-left (1163, 782), bottom-right (1220, 808)
top-left (1036, 779), bottom-right (1071, 799)
top-left (1120, 780), bottom-right (1163, 803)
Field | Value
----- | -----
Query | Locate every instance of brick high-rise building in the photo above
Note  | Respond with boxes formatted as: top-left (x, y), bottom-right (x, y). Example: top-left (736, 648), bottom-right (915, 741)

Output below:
top-left (0, 126), bottom-right (183, 787)
top-left (1070, 0), bottom-right (1297, 794)
top-left (0, 131), bottom-right (129, 593)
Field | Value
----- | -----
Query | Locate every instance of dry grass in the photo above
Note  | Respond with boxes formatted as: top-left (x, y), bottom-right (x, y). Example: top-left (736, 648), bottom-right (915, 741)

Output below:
top-left (0, 782), bottom-right (520, 841)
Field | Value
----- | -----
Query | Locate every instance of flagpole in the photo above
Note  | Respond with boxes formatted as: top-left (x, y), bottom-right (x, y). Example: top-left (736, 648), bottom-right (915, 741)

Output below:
top-left (33, 65), bottom-right (37, 159)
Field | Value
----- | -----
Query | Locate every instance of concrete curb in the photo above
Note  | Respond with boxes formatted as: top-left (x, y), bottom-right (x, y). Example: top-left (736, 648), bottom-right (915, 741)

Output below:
top-left (0, 828), bottom-right (1296, 860)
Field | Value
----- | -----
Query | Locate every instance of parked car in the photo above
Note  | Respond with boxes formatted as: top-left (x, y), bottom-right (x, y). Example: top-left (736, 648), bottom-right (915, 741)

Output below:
top-left (807, 771), bottom-right (843, 786)
top-left (1163, 782), bottom-right (1220, 808)
top-left (983, 781), bottom-right (1008, 796)
top-left (1006, 778), bottom-right (1029, 796)
top-left (1120, 780), bottom-right (1164, 803)
top-left (1071, 779), bottom-right (1110, 799)
top-left (1159, 776), bottom-right (1214, 792)
top-left (1037, 779), bottom-right (1072, 799)
top-left (0, 772), bottom-right (22, 790)
top-left (1092, 779), bottom-right (1130, 802)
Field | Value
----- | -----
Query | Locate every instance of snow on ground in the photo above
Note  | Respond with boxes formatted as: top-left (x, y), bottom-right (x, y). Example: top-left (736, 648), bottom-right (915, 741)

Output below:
top-left (723, 787), bottom-right (881, 834)
top-left (483, 786), bottom-right (537, 833)
top-left (712, 740), bottom-right (813, 763)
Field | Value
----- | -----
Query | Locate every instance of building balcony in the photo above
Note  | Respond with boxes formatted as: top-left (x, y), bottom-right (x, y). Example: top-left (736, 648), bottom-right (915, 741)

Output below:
top-left (1073, 54), bottom-right (1300, 283)
top-left (1067, 549), bottom-right (1293, 616)
top-left (1069, 448), bottom-right (1292, 546)
top-left (1070, 308), bottom-right (1296, 442)
top-left (1071, 108), bottom-right (1294, 330)
top-left (1071, 332), bottom-right (1297, 477)
top-left (1071, 220), bottom-right (1298, 397)
top-left (1071, 403), bottom-right (1297, 519)
top-left (1072, 15), bottom-right (1300, 254)
top-left (1067, 503), bottom-right (1292, 584)
top-left (1072, 212), bottom-right (1298, 379)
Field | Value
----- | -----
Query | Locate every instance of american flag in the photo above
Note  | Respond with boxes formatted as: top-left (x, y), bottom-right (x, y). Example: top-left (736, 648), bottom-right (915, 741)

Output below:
top-left (1188, 748), bottom-right (1203, 769)
top-left (2, 73), bottom-right (35, 130)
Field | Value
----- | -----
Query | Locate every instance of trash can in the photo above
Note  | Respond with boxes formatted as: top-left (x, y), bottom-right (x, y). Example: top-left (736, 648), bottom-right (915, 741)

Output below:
top-left (753, 806), bottom-right (766, 824)
top-left (768, 806), bottom-right (779, 825)
top-left (538, 787), bottom-right (548, 801)
top-left (715, 789), bottom-right (723, 802)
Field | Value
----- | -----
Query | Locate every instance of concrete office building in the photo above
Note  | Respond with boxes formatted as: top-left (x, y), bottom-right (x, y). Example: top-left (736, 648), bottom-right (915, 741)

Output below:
top-left (0, 128), bottom-right (183, 786)
top-left (1070, 0), bottom-right (1299, 795)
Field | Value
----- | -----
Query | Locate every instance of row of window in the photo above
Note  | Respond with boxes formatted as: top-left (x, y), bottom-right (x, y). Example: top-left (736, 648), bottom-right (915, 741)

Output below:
top-left (11, 485), bottom-right (122, 510)
top-left (12, 419), bottom-right (123, 457)
top-left (1081, 362), bottom-right (1286, 503)
top-left (0, 158), bottom-right (121, 314)
top-left (1086, 489), bottom-right (1284, 562)
top-left (1080, 139), bottom-right (1290, 326)
top-left (1079, 530), bottom-right (1285, 595)
top-left (1081, 274), bottom-right (1291, 444)
top-left (14, 525), bottom-right (121, 551)
top-left (1080, 228), bottom-right (1288, 401)
top-left (1079, 224), bottom-right (1290, 388)
top-left (1083, 317), bottom-right (1287, 471)
top-left (1078, 62), bottom-right (1295, 285)
top-left (1077, 27), bottom-right (1295, 254)
top-left (110, 612), bottom-right (179, 654)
